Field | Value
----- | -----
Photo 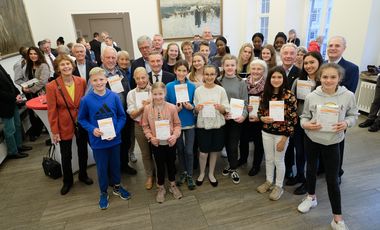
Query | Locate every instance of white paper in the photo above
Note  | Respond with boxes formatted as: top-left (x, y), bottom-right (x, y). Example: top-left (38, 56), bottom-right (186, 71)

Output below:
top-left (269, 101), bottom-right (285, 121)
top-left (316, 105), bottom-right (340, 132)
top-left (296, 80), bottom-right (314, 100)
top-left (108, 75), bottom-right (124, 93)
top-left (201, 101), bottom-right (216, 118)
top-left (174, 84), bottom-right (189, 103)
top-left (155, 120), bottom-right (170, 140)
top-left (97, 118), bottom-right (116, 140)
top-left (249, 96), bottom-right (260, 117)
top-left (230, 98), bottom-right (244, 119)
top-left (21, 78), bottom-right (39, 88)
top-left (135, 91), bottom-right (149, 108)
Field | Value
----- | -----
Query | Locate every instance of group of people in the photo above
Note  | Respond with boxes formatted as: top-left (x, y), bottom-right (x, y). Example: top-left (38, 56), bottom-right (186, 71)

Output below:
top-left (1, 26), bottom-right (361, 230)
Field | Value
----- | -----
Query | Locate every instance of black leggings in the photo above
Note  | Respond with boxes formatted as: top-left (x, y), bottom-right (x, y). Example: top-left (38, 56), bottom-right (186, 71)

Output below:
top-left (225, 120), bottom-right (242, 170)
top-left (151, 144), bottom-right (176, 185)
top-left (305, 135), bottom-right (341, 215)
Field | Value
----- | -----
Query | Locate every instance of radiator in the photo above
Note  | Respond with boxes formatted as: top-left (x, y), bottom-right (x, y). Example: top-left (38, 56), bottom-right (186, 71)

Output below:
top-left (357, 81), bottom-right (376, 113)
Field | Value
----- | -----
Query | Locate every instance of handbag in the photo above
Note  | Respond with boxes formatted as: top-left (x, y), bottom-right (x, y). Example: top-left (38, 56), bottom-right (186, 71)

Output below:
top-left (42, 144), bottom-right (62, 179)
top-left (54, 79), bottom-right (80, 138)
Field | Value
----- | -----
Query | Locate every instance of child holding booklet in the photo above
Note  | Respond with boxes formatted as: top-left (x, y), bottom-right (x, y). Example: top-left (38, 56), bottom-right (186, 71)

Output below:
top-left (141, 82), bottom-right (182, 203)
top-left (194, 65), bottom-right (230, 187)
top-left (297, 63), bottom-right (357, 230)
top-left (166, 60), bottom-right (197, 190)
top-left (78, 67), bottom-right (131, 210)
top-left (218, 54), bottom-right (248, 184)
top-left (256, 66), bottom-right (297, 201)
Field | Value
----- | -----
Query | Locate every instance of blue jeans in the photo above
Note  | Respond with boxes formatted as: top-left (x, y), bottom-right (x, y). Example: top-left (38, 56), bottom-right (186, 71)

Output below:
top-left (176, 128), bottom-right (195, 176)
top-left (3, 107), bottom-right (22, 155)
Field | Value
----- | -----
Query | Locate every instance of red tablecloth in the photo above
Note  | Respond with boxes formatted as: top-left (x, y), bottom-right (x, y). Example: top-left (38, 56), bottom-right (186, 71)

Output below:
top-left (26, 96), bottom-right (47, 110)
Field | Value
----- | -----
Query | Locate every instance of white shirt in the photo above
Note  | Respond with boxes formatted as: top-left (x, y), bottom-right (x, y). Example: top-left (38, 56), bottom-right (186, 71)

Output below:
top-left (77, 62), bottom-right (86, 79)
top-left (151, 70), bottom-right (163, 83)
top-left (44, 53), bottom-right (55, 76)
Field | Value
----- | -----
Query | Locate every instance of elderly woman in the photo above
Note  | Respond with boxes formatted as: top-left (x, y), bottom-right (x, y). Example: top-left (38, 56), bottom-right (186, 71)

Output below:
top-left (57, 45), bottom-right (76, 61)
top-left (238, 59), bottom-right (267, 177)
top-left (295, 46), bottom-right (308, 70)
top-left (46, 55), bottom-right (93, 195)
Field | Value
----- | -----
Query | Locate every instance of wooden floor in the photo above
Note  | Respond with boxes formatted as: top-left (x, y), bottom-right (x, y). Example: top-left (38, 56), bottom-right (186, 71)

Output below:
top-left (1, 115), bottom-right (379, 230)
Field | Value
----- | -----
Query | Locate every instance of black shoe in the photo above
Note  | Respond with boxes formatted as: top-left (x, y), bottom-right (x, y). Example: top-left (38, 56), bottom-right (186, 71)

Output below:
top-left (368, 123), bottom-right (380, 132)
top-left (7, 153), bottom-right (28, 159)
top-left (122, 165), bottom-right (137, 175)
top-left (248, 167), bottom-right (260, 176)
top-left (18, 145), bottom-right (32, 152)
top-left (60, 184), bottom-right (72, 195)
top-left (196, 178), bottom-right (204, 186)
top-left (286, 175), bottom-right (305, 186)
top-left (208, 178), bottom-right (218, 187)
top-left (79, 176), bottom-right (94, 185)
top-left (294, 183), bottom-right (307, 195)
top-left (359, 119), bottom-right (374, 128)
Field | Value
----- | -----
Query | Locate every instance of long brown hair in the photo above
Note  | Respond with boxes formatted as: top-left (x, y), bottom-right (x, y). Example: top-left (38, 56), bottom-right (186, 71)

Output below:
top-left (260, 44), bottom-right (277, 69)
top-left (189, 52), bottom-right (206, 82)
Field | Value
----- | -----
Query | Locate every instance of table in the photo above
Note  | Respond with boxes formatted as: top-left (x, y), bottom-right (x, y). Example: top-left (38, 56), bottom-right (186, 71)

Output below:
top-left (26, 96), bottom-right (95, 172)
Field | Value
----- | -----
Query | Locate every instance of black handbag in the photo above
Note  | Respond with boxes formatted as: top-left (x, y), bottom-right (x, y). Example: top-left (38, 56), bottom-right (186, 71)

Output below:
top-left (42, 144), bottom-right (62, 179)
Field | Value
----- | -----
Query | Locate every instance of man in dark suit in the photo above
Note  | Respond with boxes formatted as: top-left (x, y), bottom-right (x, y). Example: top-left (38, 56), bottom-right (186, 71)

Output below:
top-left (148, 51), bottom-right (175, 85)
top-left (72, 43), bottom-right (97, 82)
top-left (89, 32), bottom-right (102, 66)
top-left (130, 35), bottom-right (153, 89)
top-left (327, 36), bottom-right (359, 183)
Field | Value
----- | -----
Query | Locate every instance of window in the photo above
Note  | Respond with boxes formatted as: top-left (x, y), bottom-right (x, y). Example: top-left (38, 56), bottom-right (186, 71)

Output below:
top-left (259, 0), bottom-right (270, 43)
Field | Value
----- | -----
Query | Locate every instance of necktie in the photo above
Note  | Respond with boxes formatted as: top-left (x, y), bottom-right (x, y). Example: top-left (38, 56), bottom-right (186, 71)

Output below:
top-left (153, 74), bottom-right (159, 83)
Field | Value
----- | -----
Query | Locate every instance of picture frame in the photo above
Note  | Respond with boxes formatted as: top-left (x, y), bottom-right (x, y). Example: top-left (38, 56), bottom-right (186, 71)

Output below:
top-left (157, 0), bottom-right (223, 40)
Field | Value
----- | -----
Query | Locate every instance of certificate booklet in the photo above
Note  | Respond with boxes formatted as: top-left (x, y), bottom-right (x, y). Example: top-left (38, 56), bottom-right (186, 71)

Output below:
top-left (269, 101), bottom-right (285, 121)
top-left (135, 91), bottom-right (149, 108)
top-left (174, 84), bottom-right (189, 103)
top-left (230, 98), bottom-right (244, 119)
top-left (97, 118), bottom-right (116, 140)
top-left (108, 75), bottom-right (124, 93)
top-left (20, 78), bottom-right (39, 88)
top-left (296, 80), bottom-right (314, 100)
top-left (249, 96), bottom-right (260, 117)
top-left (201, 101), bottom-right (216, 118)
top-left (316, 104), bottom-right (340, 132)
top-left (155, 120), bottom-right (170, 140)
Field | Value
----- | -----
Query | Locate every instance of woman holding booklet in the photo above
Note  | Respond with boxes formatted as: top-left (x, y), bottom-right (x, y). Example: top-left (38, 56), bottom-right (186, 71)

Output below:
top-left (297, 63), bottom-right (357, 230)
top-left (256, 66), bottom-right (297, 201)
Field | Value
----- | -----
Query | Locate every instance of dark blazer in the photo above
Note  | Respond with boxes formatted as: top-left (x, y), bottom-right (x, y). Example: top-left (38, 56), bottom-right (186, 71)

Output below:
top-left (286, 65), bottom-right (301, 90)
top-left (148, 71), bottom-right (176, 85)
top-left (0, 65), bottom-right (20, 118)
top-left (89, 39), bottom-right (102, 65)
top-left (73, 60), bottom-right (97, 82)
top-left (338, 57), bottom-right (359, 93)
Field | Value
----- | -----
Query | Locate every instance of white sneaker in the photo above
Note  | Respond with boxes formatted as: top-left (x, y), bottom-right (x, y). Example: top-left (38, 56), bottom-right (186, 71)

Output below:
top-left (297, 196), bottom-right (317, 213)
top-left (230, 171), bottom-right (240, 184)
top-left (129, 152), bottom-right (137, 163)
top-left (331, 219), bottom-right (349, 230)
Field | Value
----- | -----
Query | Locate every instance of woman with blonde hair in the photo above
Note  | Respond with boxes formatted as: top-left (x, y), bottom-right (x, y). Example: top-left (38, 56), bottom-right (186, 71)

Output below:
top-left (188, 52), bottom-right (207, 88)
top-left (237, 43), bottom-right (254, 78)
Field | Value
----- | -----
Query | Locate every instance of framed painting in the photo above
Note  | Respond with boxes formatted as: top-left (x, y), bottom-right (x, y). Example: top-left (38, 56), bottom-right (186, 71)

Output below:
top-left (158, 0), bottom-right (223, 40)
top-left (0, 0), bottom-right (34, 58)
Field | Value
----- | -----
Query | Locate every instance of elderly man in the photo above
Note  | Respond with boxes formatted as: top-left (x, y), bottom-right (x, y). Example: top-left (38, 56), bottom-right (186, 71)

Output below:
top-left (130, 35), bottom-right (153, 89)
top-left (101, 46), bottom-right (137, 175)
top-left (147, 51), bottom-right (175, 85)
top-left (152, 34), bottom-right (165, 55)
top-left (327, 36), bottom-right (359, 183)
top-left (193, 27), bottom-right (217, 57)
top-left (72, 43), bottom-right (97, 82)
top-left (40, 40), bottom-right (56, 78)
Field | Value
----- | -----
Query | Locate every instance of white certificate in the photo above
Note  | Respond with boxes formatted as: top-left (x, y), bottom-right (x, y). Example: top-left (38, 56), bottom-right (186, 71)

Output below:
top-left (174, 84), bottom-right (189, 103)
top-left (316, 105), bottom-right (340, 132)
top-left (108, 75), bottom-right (124, 93)
top-left (269, 101), bottom-right (285, 121)
top-left (201, 101), bottom-right (216, 118)
top-left (135, 91), bottom-right (149, 108)
top-left (155, 120), bottom-right (170, 140)
top-left (297, 80), bottom-right (314, 100)
top-left (230, 98), bottom-right (244, 119)
top-left (97, 118), bottom-right (116, 140)
top-left (249, 96), bottom-right (260, 117)
top-left (21, 78), bottom-right (39, 88)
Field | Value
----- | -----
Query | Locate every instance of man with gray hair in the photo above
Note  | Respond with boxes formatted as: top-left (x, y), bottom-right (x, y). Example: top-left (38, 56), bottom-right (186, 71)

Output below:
top-left (130, 35), bottom-right (153, 89)
top-left (72, 43), bottom-right (97, 82)
top-left (40, 39), bottom-right (56, 78)
top-left (152, 34), bottom-right (165, 55)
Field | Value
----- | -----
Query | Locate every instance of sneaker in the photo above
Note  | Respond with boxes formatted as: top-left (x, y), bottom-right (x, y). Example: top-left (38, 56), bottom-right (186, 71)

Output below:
top-left (257, 181), bottom-right (272, 194)
top-left (297, 196), bottom-right (317, 213)
top-left (187, 176), bottom-right (196, 190)
top-left (269, 186), bottom-right (284, 201)
top-left (169, 184), bottom-right (183, 199)
top-left (129, 152), bottom-right (137, 163)
top-left (222, 167), bottom-right (231, 176)
top-left (331, 219), bottom-right (349, 230)
top-left (99, 193), bottom-right (109, 210)
top-left (230, 170), bottom-right (240, 184)
top-left (176, 172), bottom-right (188, 186)
top-left (113, 186), bottom-right (131, 200)
top-left (156, 186), bottom-right (166, 203)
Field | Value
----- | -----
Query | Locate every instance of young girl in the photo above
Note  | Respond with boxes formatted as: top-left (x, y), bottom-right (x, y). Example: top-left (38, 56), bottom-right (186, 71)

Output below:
top-left (166, 60), bottom-right (196, 190)
top-left (297, 63), bottom-right (357, 230)
top-left (141, 82), bottom-right (182, 203)
top-left (256, 66), bottom-right (297, 200)
top-left (126, 67), bottom-right (154, 190)
top-left (260, 44), bottom-right (277, 70)
top-left (210, 36), bottom-right (230, 68)
top-left (188, 52), bottom-right (207, 88)
top-left (218, 55), bottom-right (248, 184)
top-left (164, 43), bottom-right (182, 74)
top-left (194, 65), bottom-right (230, 187)
top-left (78, 67), bottom-right (130, 210)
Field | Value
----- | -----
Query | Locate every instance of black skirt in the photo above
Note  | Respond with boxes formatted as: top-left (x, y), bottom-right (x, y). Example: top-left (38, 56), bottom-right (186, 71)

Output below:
top-left (197, 126), bottom-right (225, 153)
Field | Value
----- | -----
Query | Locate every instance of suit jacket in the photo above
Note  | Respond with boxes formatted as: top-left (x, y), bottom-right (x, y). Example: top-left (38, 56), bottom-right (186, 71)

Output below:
top-left (0, 65), bottom-right (20, 118)
top-left (73, 60), bottom-right (97, 82)
top-left (148, 71), bottom-right (176, 85)
top-left (286, 65), bottom-right (301, 90)
top-left (46, 76), bottom-right (86, 140)
top-left (337, 57), bottom-right (359, 93)
top-left (89, 39), bottom-right (102, 65)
